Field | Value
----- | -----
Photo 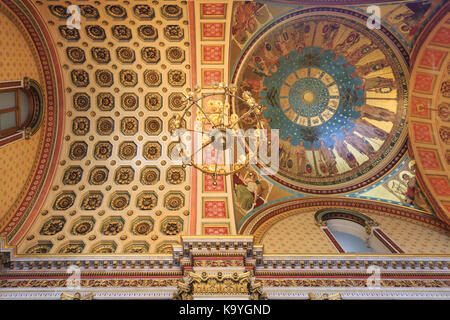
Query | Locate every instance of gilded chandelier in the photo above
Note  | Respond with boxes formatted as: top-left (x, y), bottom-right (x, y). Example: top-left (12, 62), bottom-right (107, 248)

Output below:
top-left (171, 83), bottom-right (267, 184)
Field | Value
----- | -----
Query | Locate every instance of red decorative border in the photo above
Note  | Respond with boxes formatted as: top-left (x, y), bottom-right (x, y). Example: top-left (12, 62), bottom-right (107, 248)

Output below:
top-left (0, 132), bottom-right (23, 147)
top-left (188, 0), bottom-right (198, 235)
top-left (410, 2), bottom-right (450, 66)
top-left (241, 198), bottom-right (450, 235)
top-left (322, 228), bottom-right (345, 253)
top-left (0, 0), bottom-right (64, 243)
top-left (373, 229), bottom-right (404, 254)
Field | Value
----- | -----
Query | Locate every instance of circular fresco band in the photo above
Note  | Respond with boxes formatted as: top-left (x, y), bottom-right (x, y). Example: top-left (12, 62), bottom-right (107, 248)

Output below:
top-left (233, 9), bottom-right (408, 193)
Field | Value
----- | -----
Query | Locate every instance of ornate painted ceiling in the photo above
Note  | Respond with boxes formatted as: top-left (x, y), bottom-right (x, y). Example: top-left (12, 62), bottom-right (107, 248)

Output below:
top-left (0, 0), bottom-right (448, 259)
top-left (233, 10), bottom-right (408, 192)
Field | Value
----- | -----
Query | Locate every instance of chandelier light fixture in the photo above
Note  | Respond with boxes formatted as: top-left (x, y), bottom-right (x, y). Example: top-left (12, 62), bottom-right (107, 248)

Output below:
top-left (171, 83), bottom-right (271, 185)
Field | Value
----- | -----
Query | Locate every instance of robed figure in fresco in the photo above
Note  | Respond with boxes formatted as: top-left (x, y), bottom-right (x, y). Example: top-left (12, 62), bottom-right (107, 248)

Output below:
top-left (318, 140), bottom-right (338, 175)
top-left (234, 171), bottom-right (265, 212)
top-left (354, 104), bottom-right (396, 122)
top-left (350, 118), bottom-right (388, 140)
top-left (342, 128), bottom-right (377, 158)
top-left (332, 135), bottom-right (358, 169)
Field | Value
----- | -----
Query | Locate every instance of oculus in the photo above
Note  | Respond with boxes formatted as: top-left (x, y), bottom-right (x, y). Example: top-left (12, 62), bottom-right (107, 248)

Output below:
top-left (233, 12), bottom-right (408, 191)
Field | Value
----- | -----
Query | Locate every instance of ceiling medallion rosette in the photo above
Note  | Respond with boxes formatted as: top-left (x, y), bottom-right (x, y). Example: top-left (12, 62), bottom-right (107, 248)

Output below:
top-left (91, 47), bottom-right (111, 64)
top-left (138, 25), bottom-right (158, 41)
top-left (97, 93), bottom-right (115, 111)
top-left (117, 47), bottom-right (136, 63)
top-left (142, 47), bottom-right (161, 64)
top-left (96, 117), bottom-right (114, 135)
top-left (66, 47), bottom-right (86, 64)
top-left (69, 141), bottom-right (88, 160)
top-left (133, 5), bottom-right (155, 21)
top-left (140, 166), bottom-right (160, 185)
top-left (73, 93), bottom-right (91, 111)
top-left (145, 92), bottom-right (163, 111)
top-left (131, 218), bottom-right (154, 235)
top-left (40, 217), bottom-right (66, 236)
top-left (233, 10), bottom-right (408, 193)
top-left (121, 93), bottom-right (139, 111)
top-left (105, 5), bottom-right (127, 20)
top-left (53, 192), bottom-right (76, 211)
top-left (89, 166), bottom-right (109, 185)
top-left (85, 25), bottom-right (106, 41)
top-left (71, 217), bottom-right (96, 236)
top-left (63, 166), bottom-right (83, 185)
top-left (115, 166), bottom-right (135, 185)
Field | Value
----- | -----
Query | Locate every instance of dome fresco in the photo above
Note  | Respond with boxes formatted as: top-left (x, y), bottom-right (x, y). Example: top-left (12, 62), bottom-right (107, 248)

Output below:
top-left (234, 13), bottom-right (408, 190)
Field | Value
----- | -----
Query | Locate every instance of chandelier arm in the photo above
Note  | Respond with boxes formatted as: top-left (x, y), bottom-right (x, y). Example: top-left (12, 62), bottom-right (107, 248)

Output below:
top-left (228, 105), bottom-right (260, 130)
top-left (191, 100), bottom-right (218, 129)
top-left (190, 138), bottom-right (214, 160)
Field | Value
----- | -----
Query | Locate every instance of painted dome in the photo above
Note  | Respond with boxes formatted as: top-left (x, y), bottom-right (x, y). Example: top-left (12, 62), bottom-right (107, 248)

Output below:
top-left (233, 11), bottom-right (408, 193)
